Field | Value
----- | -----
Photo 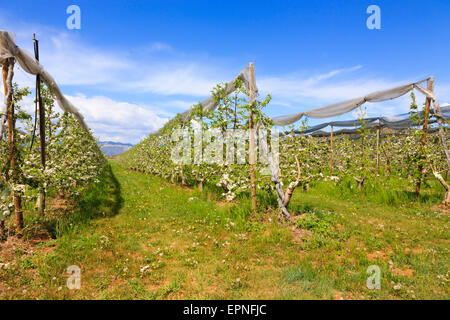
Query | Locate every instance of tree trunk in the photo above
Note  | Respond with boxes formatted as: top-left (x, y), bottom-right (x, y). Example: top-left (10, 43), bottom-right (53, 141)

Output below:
top-left (330, 125), bottom-right (333, 176)
top-left (432, 169), bottom-right (450, 206)
top-left (377, 122), bottom-right (381, 173)
top-left (0, 220), bottom-right (5, 241)
top-left (14, 196), bottom-right (23, 233)
top-left (58, 189), bottom-right (65, 200)
top-left (284, 181), bottom-right (299, 207)
top-left (385, 133), bottom-right (391, 174)
top-left (443, 190), bottom-right (450, 206)
top-left (257, 123), bottom-right (290, 219)
top-left (35, 195), bottom-right (41, 209)
top-left (180, 170), bottom-right (187, 186)
top-left (355, 177), bottom-right (365, 191)
top-left (34, 35), bottom-right (46, 217)
top-left (283, 156), bottom-right (301, 207)
top-left (415, 182), bottom-right (421, 199)
top-left (304, 183), bottom-right (310, 192)
top-left (193, 173), bottom-right (205, 193)
top-left (3, 58), bottom-right (23, 235)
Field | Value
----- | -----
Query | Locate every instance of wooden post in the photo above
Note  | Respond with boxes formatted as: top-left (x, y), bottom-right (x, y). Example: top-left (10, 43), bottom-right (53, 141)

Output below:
top-left (416, 77), bottom-right (434, 198)
top-left (0, 62), bottom-right (6, 240)
top-left (0, 219), bottom-right (4, 240)
top-left (377, 120), bottom-right (381, 172)
top-left (2, 63), bottom-right (7, 126)
top-left (330, 125), bottom-right (333, 176)
top-left (34, 34), bottom-right (46, 216)
top-left (3, 58), bottom-right (23, 235)
top-left (421, 78), bottom-right (434, 144)
top-left (385, 130), bottom-right (391, 174)
top-left (2, 64), bottom-right (7, 132)
top-left (249, 63), bottom-right (257, 211)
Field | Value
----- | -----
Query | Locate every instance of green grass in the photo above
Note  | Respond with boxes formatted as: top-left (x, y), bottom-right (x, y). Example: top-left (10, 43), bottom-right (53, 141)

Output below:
top-left (0, 161), bottom-right (448, 300)
top-left (310, 173), bottom-right (444, 207)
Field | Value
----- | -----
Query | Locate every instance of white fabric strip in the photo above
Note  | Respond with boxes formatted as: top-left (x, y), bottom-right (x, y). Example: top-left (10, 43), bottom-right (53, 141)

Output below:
top-left (0, 30), bottom-right (88, 130)
top-left (181, 63), bottom-right (256, 120)
top-left (413, 84), bottom-right (436, 100)
top-left (272, 78), bottom-right (430, 126)
top-left (159, 63), bottom-right (257, 133)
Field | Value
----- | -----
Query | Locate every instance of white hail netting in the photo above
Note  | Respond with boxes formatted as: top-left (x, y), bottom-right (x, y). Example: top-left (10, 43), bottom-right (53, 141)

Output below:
top-left (287, 105), bottom-right (450, 136)
top-left (183, 63), bottom-right (255, 120)
top-left (0, 57), bottom-right (13, 139)
top-left (271, 79), bottom-right (432, 126)
top-left (0, 31), bottom-right (88, 134)
top-left (158, 63), bottom-right (257, 133)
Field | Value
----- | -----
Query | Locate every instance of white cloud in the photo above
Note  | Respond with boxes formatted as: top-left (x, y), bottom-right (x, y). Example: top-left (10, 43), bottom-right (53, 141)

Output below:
top-left (4, 20), bottom-right (221, 98)
top-left (9, 26), bottom-right (224, 98)
top-left (130, 64), bottom-right (221, 96)
top-left (67, 95), bottom-right (169, 144)
top-left (44, 34), bottom-right (132, 86)
top-left (0, 88), bottom-right (168, 143)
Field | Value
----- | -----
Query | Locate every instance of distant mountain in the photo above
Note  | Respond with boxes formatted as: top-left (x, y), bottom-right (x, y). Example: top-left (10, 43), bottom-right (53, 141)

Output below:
top-left (98, 141), bottom-right (133, 157)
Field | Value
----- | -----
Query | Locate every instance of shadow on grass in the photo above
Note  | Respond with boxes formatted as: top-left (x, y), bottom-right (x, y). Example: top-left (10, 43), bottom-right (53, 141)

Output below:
top-left (43, 163), bottom-right (123, 238)
top-left (79, 163), bottom-right (123, 218)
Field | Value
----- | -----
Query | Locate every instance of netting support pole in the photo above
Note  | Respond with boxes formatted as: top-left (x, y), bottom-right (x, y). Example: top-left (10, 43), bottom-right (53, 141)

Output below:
top-left (34, 34), bottom-right (46, 216)
top-left (421, 78), bottom-right (433, 144)
top-left (249, 63), bottom-right (257, 211)
top-left (0, 61), bottom-right (6, 239)
top-left (416, 77), bottom-right (434, 198)
top-left (330, 125), bottom-right (333, 176)
top-left (377, 120), bottom-right (381, 172)
top-left (3, 58), bottom-right (23, 235)
top-left (386, 130), bottom-right (391, 174)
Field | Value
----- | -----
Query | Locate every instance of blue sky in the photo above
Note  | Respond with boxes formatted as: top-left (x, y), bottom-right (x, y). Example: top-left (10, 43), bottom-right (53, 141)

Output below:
top-left (1, 0), bottom-right (450, 143)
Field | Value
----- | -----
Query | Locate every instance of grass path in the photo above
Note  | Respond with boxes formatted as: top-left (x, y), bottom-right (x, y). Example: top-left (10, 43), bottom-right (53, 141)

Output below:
top-left (0, 161), bottom-right (448, 299)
